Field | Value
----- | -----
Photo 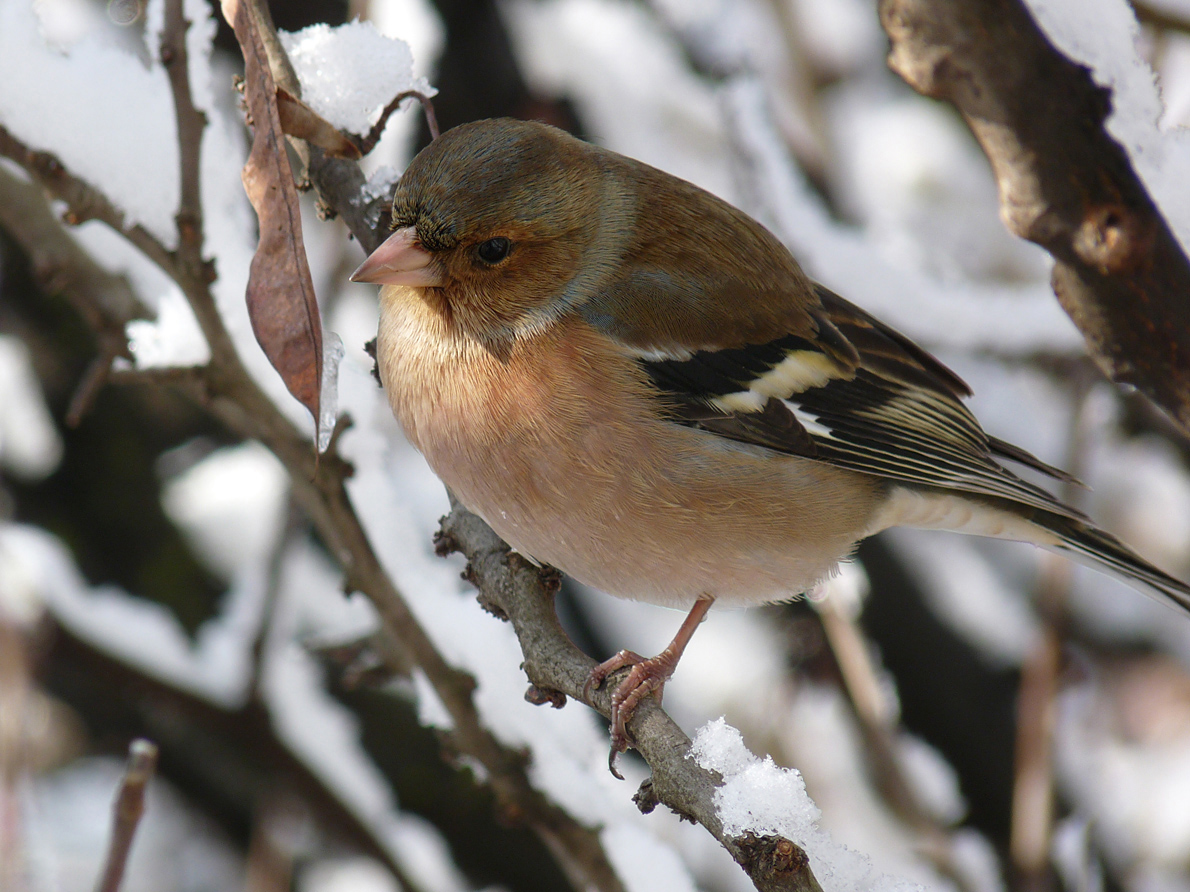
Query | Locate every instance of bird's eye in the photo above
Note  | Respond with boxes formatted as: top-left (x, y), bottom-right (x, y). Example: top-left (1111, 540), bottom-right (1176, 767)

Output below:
top-left (476, 237), bottom-right (512, 265)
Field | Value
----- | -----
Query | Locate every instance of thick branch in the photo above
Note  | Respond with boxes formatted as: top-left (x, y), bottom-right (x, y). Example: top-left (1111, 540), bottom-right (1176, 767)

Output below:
top-left (880, 0), bottom-right (1190, 434)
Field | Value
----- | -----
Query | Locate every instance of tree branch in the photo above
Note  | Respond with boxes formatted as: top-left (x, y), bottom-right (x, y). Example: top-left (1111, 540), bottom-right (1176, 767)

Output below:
top-left (1009, 373), bottom-right (1094, 891)
top-left (814, 594), bottom-right (977, 892)
top-left (161, 0), bottom-right (239, 370)
top-left (880, 0), bottom-right (1190, 436)
top-left (94, 739), bottom-right (158, 892)
top-left (1132, 0), bottom-right (1190, 35)
top-left (0, 124), bottom-right (181, 283)
top-left (0, 162), bottom-right (151, 425)
top-left (436, 500), bottom-right (822, 892)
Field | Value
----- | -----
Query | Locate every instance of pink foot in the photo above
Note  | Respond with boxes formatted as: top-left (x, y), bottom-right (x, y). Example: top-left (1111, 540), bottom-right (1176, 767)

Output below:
top-left (585, 649), bottom-right (679, 776)
top-left (582, 598), bottom-right (715, 777)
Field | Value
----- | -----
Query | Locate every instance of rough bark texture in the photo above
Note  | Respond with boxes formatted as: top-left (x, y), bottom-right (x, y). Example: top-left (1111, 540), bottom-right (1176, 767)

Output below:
top-left (881, 0), bottom-right (1190, 434)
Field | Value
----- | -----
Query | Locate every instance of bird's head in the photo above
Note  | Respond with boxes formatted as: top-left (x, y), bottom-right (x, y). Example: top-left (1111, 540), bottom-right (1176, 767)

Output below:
top-left (352, 118), bottom-right (631, 348)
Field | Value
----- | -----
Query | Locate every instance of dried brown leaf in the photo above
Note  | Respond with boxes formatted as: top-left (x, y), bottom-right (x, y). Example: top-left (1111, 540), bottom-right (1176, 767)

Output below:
top-left (221, 0), bottom-right (322, 428)
top-left (276, 88), bottom-right (361, 160)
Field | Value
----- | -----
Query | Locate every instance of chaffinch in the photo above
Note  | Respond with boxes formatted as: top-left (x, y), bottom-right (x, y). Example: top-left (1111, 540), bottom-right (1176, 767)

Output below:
top-left (352, 118), bottom-right (1190, 758)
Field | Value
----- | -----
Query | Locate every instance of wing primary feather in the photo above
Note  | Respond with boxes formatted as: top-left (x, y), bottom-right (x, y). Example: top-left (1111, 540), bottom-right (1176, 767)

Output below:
top-left (631, 281), bottom-right (1083, 523)
top-left (987, 436), bottom-right (1084, 486)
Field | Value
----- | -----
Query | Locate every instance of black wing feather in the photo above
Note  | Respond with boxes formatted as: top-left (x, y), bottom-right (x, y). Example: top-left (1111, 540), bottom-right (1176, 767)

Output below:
top-left (636, 284), bottom-right (1085, 520)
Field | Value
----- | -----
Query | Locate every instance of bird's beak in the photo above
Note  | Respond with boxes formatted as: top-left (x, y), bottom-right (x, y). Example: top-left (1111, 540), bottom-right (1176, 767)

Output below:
top-left (350, 227), bottom-right (443, 287)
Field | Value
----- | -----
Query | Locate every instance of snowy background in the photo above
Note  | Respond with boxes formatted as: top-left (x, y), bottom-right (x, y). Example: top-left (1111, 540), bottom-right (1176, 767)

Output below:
top-left (3, 0), bottom-right (1190, 890)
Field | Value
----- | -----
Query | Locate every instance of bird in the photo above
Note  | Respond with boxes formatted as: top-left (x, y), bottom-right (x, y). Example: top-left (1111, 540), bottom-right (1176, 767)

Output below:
top-left (351, 117), bottom-right (1190, 764)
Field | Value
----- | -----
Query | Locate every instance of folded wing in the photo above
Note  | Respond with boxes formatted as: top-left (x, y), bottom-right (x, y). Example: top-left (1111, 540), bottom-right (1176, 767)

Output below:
top-left (637, 284), bottom-right (1084, 520)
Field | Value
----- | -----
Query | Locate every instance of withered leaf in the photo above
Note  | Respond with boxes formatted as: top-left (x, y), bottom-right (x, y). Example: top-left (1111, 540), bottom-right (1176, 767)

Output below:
top-left (221, 0), bottom-right (323, 431)
top-left (276, 88), bottom-right (361, 160)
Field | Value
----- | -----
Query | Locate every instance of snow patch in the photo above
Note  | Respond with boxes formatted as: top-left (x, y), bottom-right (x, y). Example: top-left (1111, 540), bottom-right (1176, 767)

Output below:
top-left (280, 21), bottom-right (434, 136)
top-left (691, 718), bottom-right (920, 892)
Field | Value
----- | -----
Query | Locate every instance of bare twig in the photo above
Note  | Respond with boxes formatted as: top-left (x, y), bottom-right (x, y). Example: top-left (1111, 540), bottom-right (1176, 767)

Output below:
top-left (162, 0), bottom-right (237, 370)
top-left (162, 0), bottom-right (205, 274)
top-left (1009, 585), bottom-right (1064, 892)
top-left (814, 595), bottom-right (977, 892)
top-left (0, 162), bottom-right (151, 425)
top-left (1009, 375), bottom-right (1094, 890)
top-left (0, 124), bottom-right (181, 282)
top-left (880, 0), bottom-right (1190, 436)
top-left (65, 338), bottom-right (124, 427)
top-left (357, 90), bottom-right (440, 155)
top-left (94, 739), bottom-right (159, 892)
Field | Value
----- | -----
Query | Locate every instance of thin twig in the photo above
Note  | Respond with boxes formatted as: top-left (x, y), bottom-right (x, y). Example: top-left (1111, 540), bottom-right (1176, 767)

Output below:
top-left (357, 90), bottom-right (440, 155)
top-left (93, 739), bottom-right (159, 892)
top-left (814, 594), bottom-right (978, 892)
top-left (0, 124), bottom-right (181, 282)
top-left (162, 0), bottom-right (207, 279)
top-left (161, 0), bottom-right (237, 368)
top-left (65, 338), bottom-right (123, 427)
top-left (1009, 374), bottom-right (1094, 890)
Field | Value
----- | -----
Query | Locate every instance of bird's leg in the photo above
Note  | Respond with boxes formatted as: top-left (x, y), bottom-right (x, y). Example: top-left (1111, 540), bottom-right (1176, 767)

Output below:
top-left (584, 597), bottom-right (714, 772)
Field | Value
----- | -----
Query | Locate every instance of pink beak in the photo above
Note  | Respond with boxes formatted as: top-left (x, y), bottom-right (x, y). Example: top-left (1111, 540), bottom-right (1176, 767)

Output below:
top-left (350, 227), bottom-right (443, 287)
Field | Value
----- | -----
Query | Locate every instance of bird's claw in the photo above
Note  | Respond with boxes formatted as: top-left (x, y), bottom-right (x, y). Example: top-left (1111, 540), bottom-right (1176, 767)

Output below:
top-left (585, 649), bottom-right (677, 778)
top-left (583, 649), bottom-right (643, 701)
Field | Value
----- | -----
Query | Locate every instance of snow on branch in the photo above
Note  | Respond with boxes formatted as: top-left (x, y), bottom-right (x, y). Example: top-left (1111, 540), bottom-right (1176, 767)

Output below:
top-left (880, 0), bottom-right (1190, 435)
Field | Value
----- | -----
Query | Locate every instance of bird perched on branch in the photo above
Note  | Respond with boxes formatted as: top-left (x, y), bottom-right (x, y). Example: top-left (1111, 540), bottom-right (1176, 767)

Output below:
top-left (352, 117), bottom-right (1190, 764)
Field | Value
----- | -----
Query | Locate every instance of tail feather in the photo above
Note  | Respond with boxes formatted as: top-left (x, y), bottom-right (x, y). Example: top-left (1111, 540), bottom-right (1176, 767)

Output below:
top-left (1040, 512), bottom-right (1190, 614)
